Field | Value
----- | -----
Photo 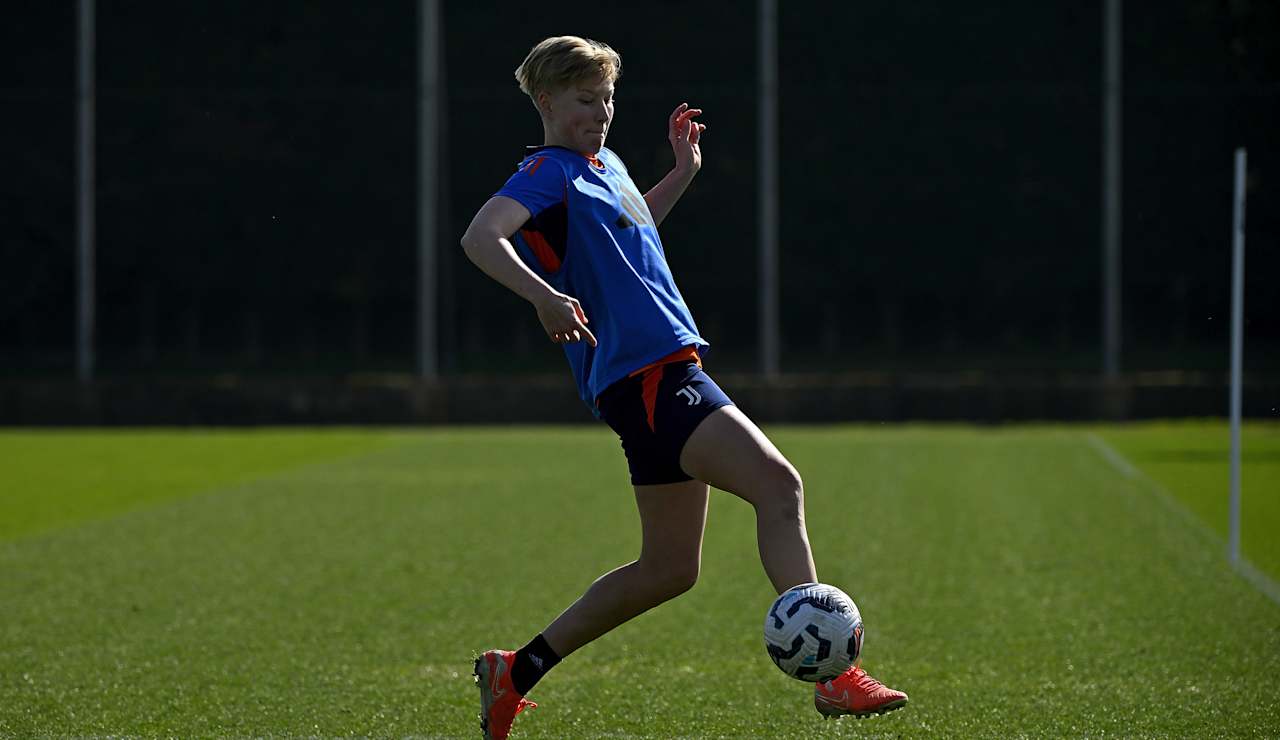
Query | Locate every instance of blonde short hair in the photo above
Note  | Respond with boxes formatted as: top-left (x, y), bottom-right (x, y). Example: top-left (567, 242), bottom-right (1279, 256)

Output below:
top-left (515, 36), bottom-right (621, 102)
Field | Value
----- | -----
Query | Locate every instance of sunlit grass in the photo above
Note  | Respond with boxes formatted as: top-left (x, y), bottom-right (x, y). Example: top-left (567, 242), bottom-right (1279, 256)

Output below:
top-left (1, 424), bottom-right (1276, 737)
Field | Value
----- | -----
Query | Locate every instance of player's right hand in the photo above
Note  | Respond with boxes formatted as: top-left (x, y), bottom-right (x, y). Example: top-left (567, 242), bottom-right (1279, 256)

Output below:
top-left (535, 292), bottom-right (597, 347)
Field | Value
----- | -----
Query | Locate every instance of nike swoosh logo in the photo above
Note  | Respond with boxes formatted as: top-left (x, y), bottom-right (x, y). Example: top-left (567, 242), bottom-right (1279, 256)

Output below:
top-left (815, 690), bottom-right (849, 706)
top-left (490, 656), bottom-right (507, 701)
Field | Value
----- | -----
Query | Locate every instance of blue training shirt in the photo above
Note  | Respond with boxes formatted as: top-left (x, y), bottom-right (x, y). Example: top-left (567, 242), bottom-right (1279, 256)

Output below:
top-left (495, 145), bottom-right (708, 414)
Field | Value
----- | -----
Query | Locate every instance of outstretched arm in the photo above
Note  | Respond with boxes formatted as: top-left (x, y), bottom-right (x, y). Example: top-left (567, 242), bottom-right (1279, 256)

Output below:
top-left (643, 103), bottom-right (707, 228)
top-left (461, 196), bottom-right (596, 347)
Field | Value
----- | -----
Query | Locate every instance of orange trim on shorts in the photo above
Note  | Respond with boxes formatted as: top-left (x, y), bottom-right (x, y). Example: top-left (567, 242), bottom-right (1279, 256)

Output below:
top-left (592, 347), bottom-right (702, 417)
top-left (640, 366), bottom-right (662, 432)
top-left (630, 346), bottom-right (701, 433)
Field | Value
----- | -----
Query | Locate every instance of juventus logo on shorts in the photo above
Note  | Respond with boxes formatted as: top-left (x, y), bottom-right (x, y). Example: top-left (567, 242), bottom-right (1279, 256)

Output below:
top-left (676, 385), bottom-right (702, 406)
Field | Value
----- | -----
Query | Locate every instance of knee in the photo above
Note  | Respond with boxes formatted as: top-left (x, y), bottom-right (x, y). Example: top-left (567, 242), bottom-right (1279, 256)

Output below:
top-left (758, 461), bottom-right (805, 521)
top-left (666, 560), bottom-right (701, 598)
top-left (640, 558), bottom-right (700, 602)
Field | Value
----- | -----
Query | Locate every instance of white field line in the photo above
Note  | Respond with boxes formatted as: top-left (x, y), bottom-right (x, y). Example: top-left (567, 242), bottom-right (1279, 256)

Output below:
top-left (1084, 432), bottom-right (1280, 608)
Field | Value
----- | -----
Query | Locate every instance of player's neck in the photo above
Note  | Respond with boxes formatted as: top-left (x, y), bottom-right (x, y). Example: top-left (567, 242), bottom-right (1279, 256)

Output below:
top-left (542, 129), bottom-right (598, 158)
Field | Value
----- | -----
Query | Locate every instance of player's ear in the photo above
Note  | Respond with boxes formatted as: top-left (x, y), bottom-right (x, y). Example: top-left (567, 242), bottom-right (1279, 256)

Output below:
top-left (536, 90), bottom-right (552, 118)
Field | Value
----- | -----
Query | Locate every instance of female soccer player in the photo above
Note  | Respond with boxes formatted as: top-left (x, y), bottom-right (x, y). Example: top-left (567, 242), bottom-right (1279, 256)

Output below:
top-left (461, 36), bottom-right (907, 739)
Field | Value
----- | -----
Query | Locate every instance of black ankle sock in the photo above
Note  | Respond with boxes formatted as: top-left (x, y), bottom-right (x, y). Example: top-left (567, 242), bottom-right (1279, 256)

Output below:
top-left (511, 633), bottom-right (562, 696)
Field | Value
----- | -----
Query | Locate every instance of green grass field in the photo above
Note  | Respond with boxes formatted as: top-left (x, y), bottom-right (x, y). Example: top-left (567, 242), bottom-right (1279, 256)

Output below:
top-left (2, 422), bottom-right (1278, 738)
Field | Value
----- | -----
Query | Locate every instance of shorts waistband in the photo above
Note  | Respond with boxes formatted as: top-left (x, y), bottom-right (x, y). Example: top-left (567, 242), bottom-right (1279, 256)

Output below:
top-left (627, 346), bottom-right (701, 378)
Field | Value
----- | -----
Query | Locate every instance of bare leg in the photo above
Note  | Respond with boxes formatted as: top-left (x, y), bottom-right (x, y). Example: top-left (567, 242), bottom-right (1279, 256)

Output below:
top-left (541, 479), bottom-right (709, 658)
top-left (679, 405), bottom-right (817, 593)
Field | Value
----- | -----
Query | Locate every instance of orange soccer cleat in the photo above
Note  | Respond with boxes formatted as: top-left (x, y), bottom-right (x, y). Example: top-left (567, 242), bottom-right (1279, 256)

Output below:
top-left (814, 665), bottom-right (908, 719)
top-left (473, 650), bottom-right (536, 739)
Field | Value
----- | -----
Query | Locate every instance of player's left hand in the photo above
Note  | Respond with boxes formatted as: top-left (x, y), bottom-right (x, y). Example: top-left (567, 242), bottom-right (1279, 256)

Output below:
top-left (668, 102), bottom-right (706, 175)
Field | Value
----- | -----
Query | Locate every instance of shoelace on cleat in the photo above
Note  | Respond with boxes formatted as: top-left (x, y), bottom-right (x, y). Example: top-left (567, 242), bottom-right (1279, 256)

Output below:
top-left (850, 668), bottom-right (888, 695)
top-left (514, 697), bottom-right (536, 715)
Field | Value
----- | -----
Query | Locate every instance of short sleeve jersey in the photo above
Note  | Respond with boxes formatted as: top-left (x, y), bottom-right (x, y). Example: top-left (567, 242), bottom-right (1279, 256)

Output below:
top-left (495, 145), bottom-right (708, 414)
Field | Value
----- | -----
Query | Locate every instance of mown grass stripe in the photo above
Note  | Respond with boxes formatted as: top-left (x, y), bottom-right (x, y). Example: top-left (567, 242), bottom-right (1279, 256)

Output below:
top-left (0, 428), bottom-right (409, 541)
top-left (1084, 431), bottom-right (1220, 541)
top-left (1086, 431), bottom-right (1280, 607)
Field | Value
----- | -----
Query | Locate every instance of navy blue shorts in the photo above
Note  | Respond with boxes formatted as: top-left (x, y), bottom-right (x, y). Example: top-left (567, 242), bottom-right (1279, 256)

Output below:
top-left (596, 361), bottom-right (734, 486)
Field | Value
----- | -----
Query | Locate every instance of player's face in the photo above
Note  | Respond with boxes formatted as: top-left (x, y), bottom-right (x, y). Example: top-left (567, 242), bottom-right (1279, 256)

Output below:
top-left (541, 76), bottom-right (615, 155)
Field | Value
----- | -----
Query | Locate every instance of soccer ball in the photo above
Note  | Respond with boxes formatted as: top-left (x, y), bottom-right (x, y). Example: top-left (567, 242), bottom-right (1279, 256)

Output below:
top-left (763, 582), bottom-right (863, 682)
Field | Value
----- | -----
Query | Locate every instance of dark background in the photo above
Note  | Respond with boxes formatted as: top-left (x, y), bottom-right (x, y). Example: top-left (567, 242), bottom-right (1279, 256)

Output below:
top-left (3, 1), bottom-right (1277, 380)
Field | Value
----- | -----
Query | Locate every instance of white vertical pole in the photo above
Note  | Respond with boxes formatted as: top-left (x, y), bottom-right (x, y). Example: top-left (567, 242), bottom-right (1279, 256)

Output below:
top-left (758, 0), bottom-right (779, 380)
top-left (417, 0), bottom-right (439, 380)
top-left (1228, 147), bottom-right (1247, 565)
top-left (76, 0), bottom-right (96, 384)
top-left (1102, 0), bottom-right (1122, 380)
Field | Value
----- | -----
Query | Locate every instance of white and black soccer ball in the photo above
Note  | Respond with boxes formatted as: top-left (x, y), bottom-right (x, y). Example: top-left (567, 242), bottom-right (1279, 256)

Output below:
top-left (763, 582), bottom-right (863, 682)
